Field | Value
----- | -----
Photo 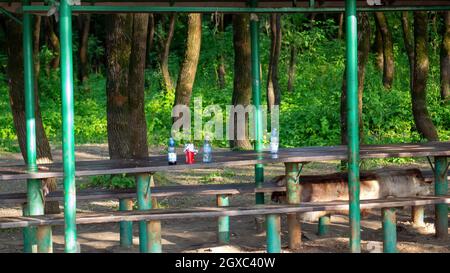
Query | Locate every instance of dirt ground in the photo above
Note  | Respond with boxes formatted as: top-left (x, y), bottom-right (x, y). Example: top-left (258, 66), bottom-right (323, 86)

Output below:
top-left (0, 144), bottom-right (448, 253)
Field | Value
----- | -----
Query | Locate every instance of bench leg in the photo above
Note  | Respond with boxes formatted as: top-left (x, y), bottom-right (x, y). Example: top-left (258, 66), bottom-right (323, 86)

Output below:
top-left (136, 174), bottom-right (153, 253)
top-left (147, 220), bottom-right (162, 253)
top-left (435, 157), bottom-right (448, 239)
top-left (382, 208), bottom-right (397, 253)
top-left (411, 206), bottom-right (425, 226)
top-left (266, 214), bottom-right (281, 253)
top-left (36, 226), bottom-right (53, 253)
top-left (318, 214), bottom-right (331, 236)
top-left (285, 162), bottom-right (301, 249)
top-left (217, 194), bottom-right (230, 244)
top-left (119, 198), bottom-right (133, 248)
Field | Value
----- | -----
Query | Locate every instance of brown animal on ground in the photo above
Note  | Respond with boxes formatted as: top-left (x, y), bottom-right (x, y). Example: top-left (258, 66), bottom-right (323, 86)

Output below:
top-left (270, 168), bottom-right (431, 222)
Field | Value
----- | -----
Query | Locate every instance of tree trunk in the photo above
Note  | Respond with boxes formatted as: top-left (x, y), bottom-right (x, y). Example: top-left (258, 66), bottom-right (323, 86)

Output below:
top-left (128, 14), bottom-right (149, 158)
top-left (105, 14), bottom-right (133, 159)
top-left (78, 14), bottom-right (91, 83)
top-left (401, 11), bottom-right (415, 92)
top-left (267, 13), bottom-right (282, 112)
top-left (159, 13), bottom-right (176, 92)
top-left (33, 16), bottom-right (41, 83)
top-left (216, 13), bottom-right (226, 89)
top-left (146, 14), bottom-right (155, 69)
top-left (374, 12), bottom-right (394, 89)
top-left (411, 12), bottom-right (439, 141)
top-left (45, 17), bottom-right (60, 70)
top-left (338, 13), bottom-right (344, 39)
top-left (174, 14), bottom-right (202, 108)
top-left (287, 45), bottom-right (297, 92)
top-left (440, 11), bottom-right (450, 102)
top-left (374, 24), bottom-right (384, 70)
top-left (229, 14), bottom-right (252, 150)
top-left (4, 18), bottom-right (53, 164)
top-left (340, 13), bottom-right (371, 146)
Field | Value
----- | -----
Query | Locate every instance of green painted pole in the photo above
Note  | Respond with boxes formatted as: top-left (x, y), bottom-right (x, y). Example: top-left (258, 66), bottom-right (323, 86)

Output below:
top-left (59, 0), bottom-right (77, 253)
top-left (434, 157), bottom-right (448, 239)
top-left (22, 0), bottom-right (52, 253)
top-left (136, 174), bottom-right (161, 253)
top-left (22, 205), bottom-right (36, 253)
top-left (382, 208), bottom-right (397, 253)
top-left (318, 215), bottom-right (331, 236)
top-left (217, 194), bottom-right (230, 244)
top-left (250, 3), bottom-right (264, 205)
top-left (345, 0), bottom-right (361, 253)
top-left (285, 162), bottom-right (301, 249)
top-left (119, 198), bottom-right (133, 248)
top-left (266, 214), bottom-right (281, 253)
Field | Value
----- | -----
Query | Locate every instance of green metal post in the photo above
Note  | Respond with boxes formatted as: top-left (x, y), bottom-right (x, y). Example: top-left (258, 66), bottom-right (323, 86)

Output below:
top-left (434, 157), bottom-right (448, 239)
top-left (382, 208), bottom-right (397, 253)
top-left (250, 3), bottom-right (264, 205)
top-left (318, 215), bottom-right (331, 236)
top-left (119, 198), bottom-right (133, 248)
top-left (59, 0), bottom-right (77, 253)
top-left (285, 162), bottom-right (301, 249)
top-left (345, 0), bottom-right (361, 253)
top-left (217, 194), bottom-right (230, 244)
top-left (23, 0), bottom-right (52, 253)
top-left (22, 205), bottom-right (36, 253)
top-left (137, 174), bottom-right (161, 253)
top-left (266, 214), bottom-right (281, 253)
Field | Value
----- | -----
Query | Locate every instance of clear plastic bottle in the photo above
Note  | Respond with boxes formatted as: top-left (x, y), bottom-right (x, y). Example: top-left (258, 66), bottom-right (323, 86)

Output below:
top-left (168, 137), bottom-right (177, 165)
top-left (270, 128), bottom-right (279, 157)
top-left (203, 137), bottom-right (212, 163)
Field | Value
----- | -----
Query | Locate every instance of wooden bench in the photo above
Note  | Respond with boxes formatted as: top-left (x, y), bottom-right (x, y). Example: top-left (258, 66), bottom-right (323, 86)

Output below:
top-left (1, 195), bottom-right (449, 253)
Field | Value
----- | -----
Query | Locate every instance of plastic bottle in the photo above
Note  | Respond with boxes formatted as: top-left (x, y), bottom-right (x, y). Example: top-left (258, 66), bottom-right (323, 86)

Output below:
top-left (168, 137), bottom-right (177, 165)
top-left (270, 128), bottom-right (279, 157)
top-left (203, 137), bottom-right (212, 163)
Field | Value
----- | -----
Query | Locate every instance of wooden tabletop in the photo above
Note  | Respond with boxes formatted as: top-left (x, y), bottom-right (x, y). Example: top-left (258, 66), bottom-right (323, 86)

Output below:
top-left (0, 142), bottom-right (449, 181)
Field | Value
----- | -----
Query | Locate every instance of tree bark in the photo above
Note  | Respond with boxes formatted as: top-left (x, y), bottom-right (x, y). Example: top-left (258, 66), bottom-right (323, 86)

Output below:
top-left (440, 11), bottom-right (450, 102)
top-left (145, 14), bottom-right (155, 69)
top-left (44, 17), bottom-right (60, 70)
top-left (174, 14), bottom-right (202, 108)
top-left (338, 13), bottom-right (344, 39)
top-left (216, 13), bottom-right (226, 89)
top-left (3, 18), bottom-right (53, 164)
top-left (128, 14), bottom-right (149, 158)
top-left (159, 13), bottom-right (176, 92)
top-left (401, 11), bottom-right (415, 92)
top-left (229, 14), bottom-right (252, 150)
top-left (77, 14), bottom-right (91, 83)
top-left (33, 16), bottom-right (41, 83)
top-left (105, 14), bottom-right (133, 159)
top-left (374, 24), bottom-right (384, 70)
top-left (374, 12), bottom-right (394, 89)
top-left (287, 45), bottom-right (297, 92)
top-left (340, 13), bottom-right (371, 146)
top-left (267, 13), bottom-right (282, 112)
top-left (411, 12), bottom-right (439, 141)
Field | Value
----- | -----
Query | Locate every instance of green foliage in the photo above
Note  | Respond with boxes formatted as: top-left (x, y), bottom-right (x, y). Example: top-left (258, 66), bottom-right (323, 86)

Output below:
top-left (81, 174), bottom-right (135, 189)
top-left (199, 169), bottom-right (236, 184)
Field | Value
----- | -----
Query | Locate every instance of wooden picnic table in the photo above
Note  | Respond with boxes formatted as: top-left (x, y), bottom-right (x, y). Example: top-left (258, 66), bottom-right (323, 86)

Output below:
top-left (0, 142), bottom-right (449, 181)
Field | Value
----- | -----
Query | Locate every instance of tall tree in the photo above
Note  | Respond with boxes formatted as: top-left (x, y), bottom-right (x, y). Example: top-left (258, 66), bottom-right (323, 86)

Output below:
top-left (3, 18), bottom-right (53, 164)
top-left (229, 14), bottom-right (252, 150)
top-left (440, 11), bottom-right (450, 102)
top-left (128, 14), bottom-right (150, 158)
top-left (145, 14), bottom-right (155, 69)
top-left (287, 44), bottom-right (297, 93)
top-left (340, 13), bottom-right (371, 147)
top-left (44, 17), bottom-right (60, 70)
top-left (267, 13), bottom-right (282, 112)
top-left (215, 13), bottom-right (226, 89)
top-left (401, 11), bottom-right (415, 92)
top-left (174, 14), bottom-right (202, 108)
top-left (77, 14), bottom-right (91, 83)
top-left (374, 12), bottom-right (394, 89)
top-left (159, 13), bottom-right (176, 92)
top-left (411, 11), bottom-right (439, 141)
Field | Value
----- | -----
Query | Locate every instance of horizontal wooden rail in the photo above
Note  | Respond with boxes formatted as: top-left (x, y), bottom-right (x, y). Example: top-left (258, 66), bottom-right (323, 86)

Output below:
top-left (0, 142), bottom-right (449, 181)
top-left (1, 196), bottom-right (449, 229)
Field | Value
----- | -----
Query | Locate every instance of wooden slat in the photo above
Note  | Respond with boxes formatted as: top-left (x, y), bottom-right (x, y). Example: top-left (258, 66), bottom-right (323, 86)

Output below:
top-left (0, 196), bottom-right (448, 229)
top-left (0, 142), bottom-right (449, 181)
